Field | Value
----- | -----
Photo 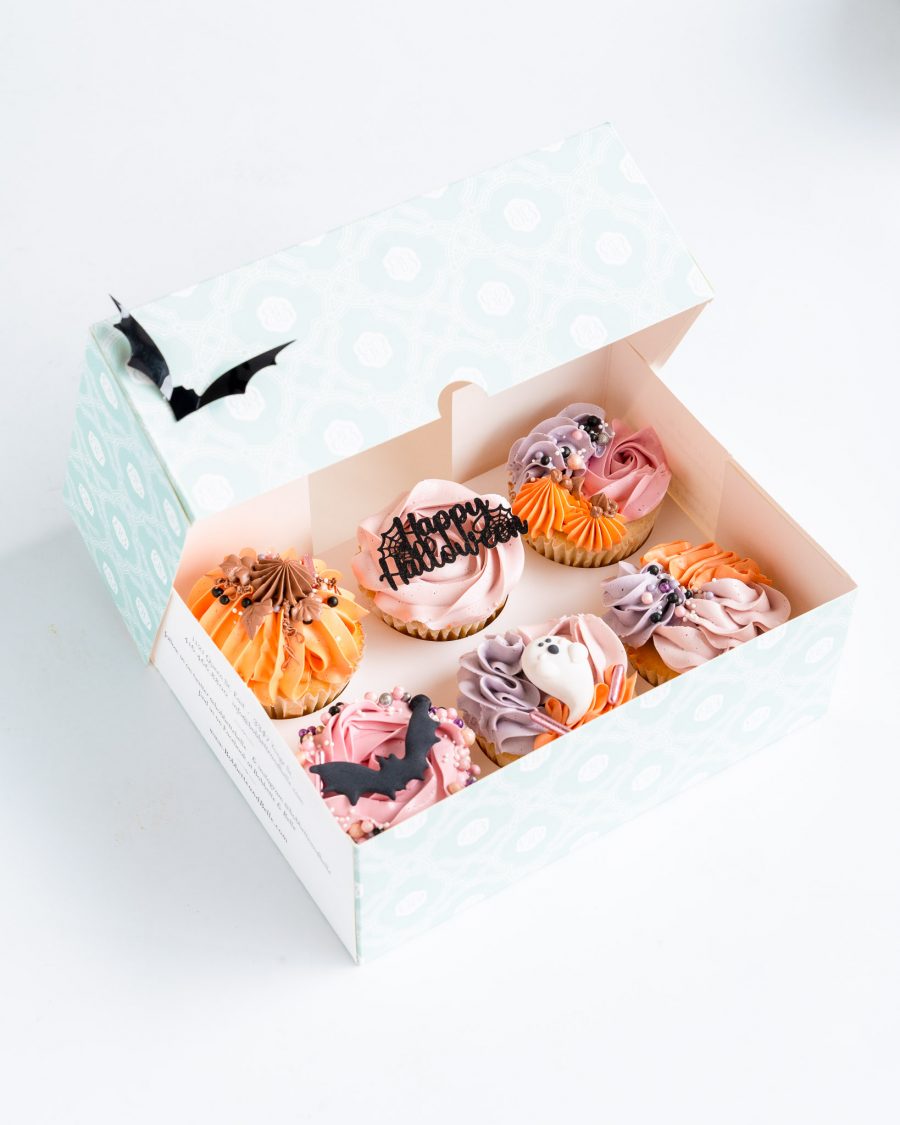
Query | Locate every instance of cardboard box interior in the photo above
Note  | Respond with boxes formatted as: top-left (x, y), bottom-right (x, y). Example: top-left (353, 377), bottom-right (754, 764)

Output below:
top-left (167, 318), bottom-right (854, 793)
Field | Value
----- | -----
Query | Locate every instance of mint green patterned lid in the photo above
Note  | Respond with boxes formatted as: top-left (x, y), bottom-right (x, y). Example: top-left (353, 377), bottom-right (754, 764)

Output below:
top-left (89, 124), bottom-right (711, 519)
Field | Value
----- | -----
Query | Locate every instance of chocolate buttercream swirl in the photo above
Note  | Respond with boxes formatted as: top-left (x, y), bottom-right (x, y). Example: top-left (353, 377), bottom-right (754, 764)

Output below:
top-left (249, 555), bottom-right (315, 607)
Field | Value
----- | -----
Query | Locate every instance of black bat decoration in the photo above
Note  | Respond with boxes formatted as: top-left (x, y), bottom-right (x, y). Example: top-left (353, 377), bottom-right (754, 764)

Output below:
top-left (310, 694), bottom-right (440, 805)
top-left (110, 296), bottom-right (293, 421)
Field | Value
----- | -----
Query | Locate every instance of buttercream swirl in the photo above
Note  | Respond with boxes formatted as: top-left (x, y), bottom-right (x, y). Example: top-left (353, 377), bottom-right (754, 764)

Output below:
top-left (298, 696), bottom-right (476, 838)
top-left (641, 540), bottom-right (771, 587)
top-left (601, 555), bottom-right (791, 673)
top-left (583, 419), bottom-right (671, 521)
top-left (188, 550), bottom-right (366, 714)
top-left (560, 494), bottom-right (627, 551)
top-left (352, 479), bottom-right (525, 630)
top-left (653, 578), bottom-right (790, 671)
top-left (457, 614), bottom-right (628, 760)
top-left (510, 474), bottom-right (578, 538)
top-left (600, 561), bottom-right (686, 647)
top-left (507, 403), bottom-right (613, 493)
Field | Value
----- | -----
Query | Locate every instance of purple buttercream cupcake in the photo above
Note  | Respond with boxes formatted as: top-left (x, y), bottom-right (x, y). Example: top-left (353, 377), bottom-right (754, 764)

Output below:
top-left (600, 559), bottom-right (791, 684)
top-left (457, 614), bottom-right (631, 766)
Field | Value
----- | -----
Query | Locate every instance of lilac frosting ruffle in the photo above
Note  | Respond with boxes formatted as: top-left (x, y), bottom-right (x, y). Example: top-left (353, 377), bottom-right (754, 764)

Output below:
top-left (507, 402), bottom-right (613, 494)
top-left (457, 630), bottom-right (542, 760)
top-left (600, 562), bottom-right (684, 647)
top-left (457, 614), bottom-right (627, 760)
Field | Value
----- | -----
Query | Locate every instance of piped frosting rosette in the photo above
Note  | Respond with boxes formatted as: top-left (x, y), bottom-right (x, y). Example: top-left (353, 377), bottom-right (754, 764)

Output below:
top-left (600, 540), bottom-right (790, 685)
top-left (187, 548), bottom-right (366, 718)
top-left (507, 403), bottom-right (671, 567)
top-left (352, 479), bottom-right (526, 641)
top-left (457, 613), bottom-right (636, 767)
top-left (296, 689), bottom-right (479, 841)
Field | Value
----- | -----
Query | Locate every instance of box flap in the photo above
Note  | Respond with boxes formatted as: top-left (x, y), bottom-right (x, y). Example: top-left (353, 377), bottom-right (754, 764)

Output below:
top-left (91, 123), bottom-right (711, 519)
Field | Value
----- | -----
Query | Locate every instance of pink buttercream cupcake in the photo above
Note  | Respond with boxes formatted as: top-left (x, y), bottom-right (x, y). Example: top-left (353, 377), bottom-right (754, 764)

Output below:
top-left (352, 479), bottom-right (527, 641)
top-left (507, 403), bottom-right (671, 566)
top-left (296, 690), bottom-right (479, 841)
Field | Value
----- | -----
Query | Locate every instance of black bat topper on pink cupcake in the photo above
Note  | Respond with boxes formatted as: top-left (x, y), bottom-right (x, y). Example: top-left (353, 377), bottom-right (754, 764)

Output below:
top-left (110, 296), bottom-right (293, 421)
top-left (309, 694), bottom-right (440, 805)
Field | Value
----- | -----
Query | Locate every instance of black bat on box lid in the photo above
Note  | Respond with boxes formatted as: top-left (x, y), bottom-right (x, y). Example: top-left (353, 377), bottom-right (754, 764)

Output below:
top-left (110, 297), bottom-right (293, 421)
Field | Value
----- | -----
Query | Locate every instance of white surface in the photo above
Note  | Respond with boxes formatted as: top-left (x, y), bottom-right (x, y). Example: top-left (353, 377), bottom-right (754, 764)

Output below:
top-left (2, 2), bottom-right (899, 1122)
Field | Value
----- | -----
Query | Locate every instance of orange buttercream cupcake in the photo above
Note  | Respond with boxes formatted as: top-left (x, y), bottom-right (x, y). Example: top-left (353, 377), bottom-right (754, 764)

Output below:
top-left (640, 540), bottom-right (771, 588)
top-left (507, 402), bottom-right (672, 567)
top-left (511, 472), bottom-right (632, 567)
top-left (188, 548), bottom-right (366, 719)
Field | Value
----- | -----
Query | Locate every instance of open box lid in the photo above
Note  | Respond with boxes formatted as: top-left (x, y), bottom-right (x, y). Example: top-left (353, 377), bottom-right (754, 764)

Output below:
top-left (89, 123), bottom-right (712, 521)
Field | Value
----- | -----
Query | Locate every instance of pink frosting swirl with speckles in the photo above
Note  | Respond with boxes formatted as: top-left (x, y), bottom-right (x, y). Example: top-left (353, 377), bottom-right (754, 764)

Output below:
top-left (299, 696), bottom-right (476, 836)
top-left (652, 578), bottom-right (790, 671)
top-left (352, 479), bottom-right (525, 629)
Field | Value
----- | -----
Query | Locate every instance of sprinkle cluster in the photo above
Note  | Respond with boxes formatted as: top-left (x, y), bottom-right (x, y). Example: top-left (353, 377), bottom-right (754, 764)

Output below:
top-left (209, 550), bottom-right (343, 640)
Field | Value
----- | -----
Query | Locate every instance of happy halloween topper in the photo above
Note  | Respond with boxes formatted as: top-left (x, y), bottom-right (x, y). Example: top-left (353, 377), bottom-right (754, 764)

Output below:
top-left (376, 498), bottom-right (527, 590)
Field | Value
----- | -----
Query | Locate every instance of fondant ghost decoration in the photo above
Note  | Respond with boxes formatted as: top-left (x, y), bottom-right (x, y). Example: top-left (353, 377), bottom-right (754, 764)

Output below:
top-left (521, 636), bottom-right (594, 725)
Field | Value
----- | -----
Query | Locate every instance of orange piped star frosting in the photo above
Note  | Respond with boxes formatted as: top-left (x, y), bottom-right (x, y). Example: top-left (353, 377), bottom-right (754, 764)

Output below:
top-left (560, 495), bottom-right (627, 552)
top-left (510, 475), bottom-right (578, 538)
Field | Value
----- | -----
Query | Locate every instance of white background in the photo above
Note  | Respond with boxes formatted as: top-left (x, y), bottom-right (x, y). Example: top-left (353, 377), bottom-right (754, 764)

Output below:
top-left (2, 2), bottom-right (899, 1122)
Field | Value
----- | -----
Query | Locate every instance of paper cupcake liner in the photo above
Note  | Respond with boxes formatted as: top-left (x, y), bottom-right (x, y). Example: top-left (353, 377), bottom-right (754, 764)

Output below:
top-left (264, 679), bottom-right (349, 720)
top-left (625, 641), bottom-right (680, 686)
top-left (361, 590), bottom-right (508, 642)
top-left (474, 732), bottom-right (521, 770)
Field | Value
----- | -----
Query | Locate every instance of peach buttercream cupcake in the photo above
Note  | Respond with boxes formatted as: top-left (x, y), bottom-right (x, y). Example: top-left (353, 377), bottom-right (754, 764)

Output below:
top-left (507, 402), bottom-right (671, 566)
top-left (188, 548), bottom-right (366, 718)
top-left (352, 479), bottom-right (527, 641)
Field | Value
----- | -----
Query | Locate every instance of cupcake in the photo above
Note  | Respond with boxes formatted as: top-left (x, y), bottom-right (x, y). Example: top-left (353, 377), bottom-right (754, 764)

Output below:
top-left (600, 542), bottom-right (790, 685)
top-left (351, 479), bottom-right (527, 641)
top-left (296, 689), bottom-right (479, 841)
top-left (187, 548), bottom-right (366, 718)
top-left (507, 402), bottom-right (671, 566)
top-left (457, 613), bottom-right (636, 767)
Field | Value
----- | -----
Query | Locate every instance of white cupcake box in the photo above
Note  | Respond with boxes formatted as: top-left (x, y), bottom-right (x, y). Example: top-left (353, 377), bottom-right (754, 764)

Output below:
top-left (64, 125), bottom-right (856, 961)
